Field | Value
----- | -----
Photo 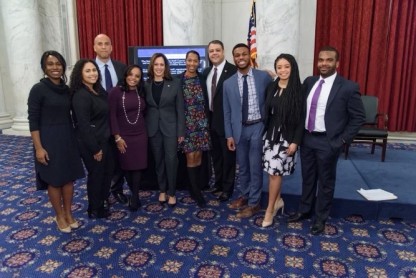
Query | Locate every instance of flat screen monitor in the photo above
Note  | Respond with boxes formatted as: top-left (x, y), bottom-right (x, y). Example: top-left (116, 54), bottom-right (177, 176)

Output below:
top-left (128, 45), bottom-right (209, 78)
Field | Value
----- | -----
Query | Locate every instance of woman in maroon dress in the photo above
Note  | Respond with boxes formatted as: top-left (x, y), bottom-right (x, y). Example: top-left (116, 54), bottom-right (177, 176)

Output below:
top-left (108, 65), bottom-right (147, 211)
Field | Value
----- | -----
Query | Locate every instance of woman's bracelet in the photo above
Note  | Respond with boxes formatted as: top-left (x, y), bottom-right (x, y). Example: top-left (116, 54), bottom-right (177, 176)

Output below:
top-left (115, 137), bottom-right (122, 143)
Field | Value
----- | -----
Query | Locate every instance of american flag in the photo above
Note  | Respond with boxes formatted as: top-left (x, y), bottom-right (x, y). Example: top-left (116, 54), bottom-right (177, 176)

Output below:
top-left (247, 0), bottom-right (257, 68)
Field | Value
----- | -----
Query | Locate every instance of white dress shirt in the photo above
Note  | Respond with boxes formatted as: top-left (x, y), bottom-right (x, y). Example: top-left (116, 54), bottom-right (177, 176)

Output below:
top-left (207, 59), bottom-right (226, 111)
top-left (95, 58), bottom-right (118, 91)
top-left (305, 72), bottom-right (337, 132)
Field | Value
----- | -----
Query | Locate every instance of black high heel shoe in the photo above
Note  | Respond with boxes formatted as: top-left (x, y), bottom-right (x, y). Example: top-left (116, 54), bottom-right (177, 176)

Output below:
top-left (128, 197), bottom-right (141, 212)
top-left (88, 208), bottom-right (109, 219)
top-left (159, 192), bottom-right (167, 205)
top-left (168, 196), bottom-right (176, 208)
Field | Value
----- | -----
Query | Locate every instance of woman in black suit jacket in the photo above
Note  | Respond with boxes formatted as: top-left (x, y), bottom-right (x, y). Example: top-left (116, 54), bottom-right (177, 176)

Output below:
top-left (145, 53), bottom-right (185, 207)
top-left (261, 54), bottom-right (304, 227)
top-left (70, 59), bottom-right (114, 218)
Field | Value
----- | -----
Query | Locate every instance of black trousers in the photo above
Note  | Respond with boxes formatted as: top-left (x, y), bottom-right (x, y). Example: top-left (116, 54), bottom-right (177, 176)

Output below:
top-left (299, 132), bottom-right (341, 222)
top-left (210, 129), bottom-right (236, 194)
top-left (79, 140), bottom-right (114, 211)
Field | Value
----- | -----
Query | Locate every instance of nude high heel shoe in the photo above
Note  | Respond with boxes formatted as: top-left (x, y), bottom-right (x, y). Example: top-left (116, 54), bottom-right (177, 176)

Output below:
top-left (54, 217), bottom-right (71, 233)
top-left (262, 211), bottom-right (274, 227)
top-left (68, 219), bottom-right (79, 229)
top-left (273, 198), bottom-right (285, 216)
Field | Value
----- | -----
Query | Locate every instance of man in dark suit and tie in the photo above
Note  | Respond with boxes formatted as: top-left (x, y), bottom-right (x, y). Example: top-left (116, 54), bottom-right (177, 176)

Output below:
top-left (202, 40), bottom-right (237, 202)
top-left (223, 43), bottom-right (272, 218)
top-left (288, 46), bottom-right (365, 235)
top-left (94, 33), bottom-right (128, 205)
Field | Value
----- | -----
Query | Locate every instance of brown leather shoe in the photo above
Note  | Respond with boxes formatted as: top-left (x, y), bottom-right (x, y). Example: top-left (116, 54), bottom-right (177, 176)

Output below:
top-left (236, 204), bottom-right (261, 218)
top-left (228, 196), bottom-right (248, 210)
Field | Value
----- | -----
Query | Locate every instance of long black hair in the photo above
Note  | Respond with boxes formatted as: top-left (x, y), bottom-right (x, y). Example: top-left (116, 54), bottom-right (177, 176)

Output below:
top-left (119, 64), bottom-right (144, 97)
top-left (69, 59), bottom-right (102, 95)
top-left (272, 53), bottom-right (303, 131)
top-left (40, 50), bottom-right (67, 83)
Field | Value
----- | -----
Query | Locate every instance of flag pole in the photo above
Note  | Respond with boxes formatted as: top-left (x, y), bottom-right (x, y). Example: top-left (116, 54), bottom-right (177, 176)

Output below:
top-left (247, 0), bottom-right (257, 68)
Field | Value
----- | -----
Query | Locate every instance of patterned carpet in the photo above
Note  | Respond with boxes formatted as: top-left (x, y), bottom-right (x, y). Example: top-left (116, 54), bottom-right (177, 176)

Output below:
top-left (1, 134), bottom-right (416, 277)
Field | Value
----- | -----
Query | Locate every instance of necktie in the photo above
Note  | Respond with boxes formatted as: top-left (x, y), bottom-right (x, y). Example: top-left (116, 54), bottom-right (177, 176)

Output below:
top-left (104, 64), bottom-right (113, 91)
top-left (307, 79), bottom-right (325, 132)
top-left (242, 75), bottom-right (249, 123)
top-left (210, 67), bottom-right (217, 111)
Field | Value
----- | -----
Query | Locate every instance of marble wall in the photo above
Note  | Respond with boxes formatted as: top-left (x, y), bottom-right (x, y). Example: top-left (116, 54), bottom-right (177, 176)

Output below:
top-left (163, 0), bottom-right (316, 80)
top-left (0, 0), bottom-right (77, 132)
top-left (0, 0), bottom-right (316, 132)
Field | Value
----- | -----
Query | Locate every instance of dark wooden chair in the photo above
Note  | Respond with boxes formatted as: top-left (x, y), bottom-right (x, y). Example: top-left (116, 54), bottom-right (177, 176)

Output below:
top-left (344, 95), bottom-right (388, 162)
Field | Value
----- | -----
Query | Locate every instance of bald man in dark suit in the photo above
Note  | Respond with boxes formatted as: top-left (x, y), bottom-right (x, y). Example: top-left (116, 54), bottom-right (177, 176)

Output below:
top-left (94, 33), bottom-right (128, 205)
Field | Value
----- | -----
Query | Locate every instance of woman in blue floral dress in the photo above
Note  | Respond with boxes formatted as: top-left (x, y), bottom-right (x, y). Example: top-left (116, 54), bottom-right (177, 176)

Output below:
top-left (178, 50), bottom-right (211, 207)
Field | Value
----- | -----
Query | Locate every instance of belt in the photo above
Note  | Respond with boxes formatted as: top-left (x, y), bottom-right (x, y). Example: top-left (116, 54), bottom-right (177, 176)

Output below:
top-left (306, 129), bottom-right (327, 136)
top-left (243, 119), bottom-right (262, 126)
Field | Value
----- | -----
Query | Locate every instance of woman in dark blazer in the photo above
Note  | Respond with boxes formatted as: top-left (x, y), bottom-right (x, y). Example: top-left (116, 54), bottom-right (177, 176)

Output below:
top-left (70, 59), bottom-right (114, 218)
top-left (145, 53), bottom-right (185, 207)
top-left (261, 54), bottom-right (304, 227)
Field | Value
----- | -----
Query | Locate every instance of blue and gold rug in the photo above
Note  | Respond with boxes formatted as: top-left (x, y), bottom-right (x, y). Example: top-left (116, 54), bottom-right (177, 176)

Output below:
top-left (1, 135), bottom-right (416, 277)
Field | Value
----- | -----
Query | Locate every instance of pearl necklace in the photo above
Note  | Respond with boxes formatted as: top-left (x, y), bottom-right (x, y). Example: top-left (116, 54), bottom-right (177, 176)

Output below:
top-left (122, 89), bottom-right (141, 125)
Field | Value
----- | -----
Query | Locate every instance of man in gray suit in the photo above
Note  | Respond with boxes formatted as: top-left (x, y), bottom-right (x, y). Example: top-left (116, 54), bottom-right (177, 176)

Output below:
top-left (94, 33), bottom-right (128, 205)
top-left (223, 43), bottom-right (272, 218)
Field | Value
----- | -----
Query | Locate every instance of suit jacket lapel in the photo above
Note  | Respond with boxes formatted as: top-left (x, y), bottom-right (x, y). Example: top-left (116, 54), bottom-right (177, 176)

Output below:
top-left (145, 82), bottom-right (157, 106)
top-left (326, 75), bottom-right (342, 108)
top-left (307, 77), bottom-right (320, 97)
top-left (159, 80), bottom-right (172, 106)
top-left (217, 65), bottom-right (229, 88)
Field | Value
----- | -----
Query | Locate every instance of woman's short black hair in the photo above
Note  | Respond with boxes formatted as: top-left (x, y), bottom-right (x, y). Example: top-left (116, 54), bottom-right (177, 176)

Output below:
top-left (40, 50), bottom-right (67, 83)
top-left (119, 64), bottom-right (145, 97)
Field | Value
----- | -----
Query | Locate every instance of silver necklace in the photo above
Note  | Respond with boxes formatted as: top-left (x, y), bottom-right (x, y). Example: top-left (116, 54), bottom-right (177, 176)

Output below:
top-left (122, 89), bottom-right (141, 125)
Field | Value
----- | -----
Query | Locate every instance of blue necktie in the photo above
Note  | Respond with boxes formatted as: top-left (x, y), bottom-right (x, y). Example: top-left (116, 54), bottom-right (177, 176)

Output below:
top-left (242, 75), bottom-right (249, 123)
top-left (104, 64), bottom-right (113, 91)
top-left (307, 79), bottom-right (325, 132)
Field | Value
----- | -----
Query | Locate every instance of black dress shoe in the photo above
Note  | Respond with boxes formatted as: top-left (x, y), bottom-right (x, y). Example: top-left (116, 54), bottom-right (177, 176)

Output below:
top-left (113, 192), bottom-right (128, 204)
top-left (311, 221), bottom-right (326, 235)
top-left (205, 186), bottom-right (221, 193)
top-left (218, 192), bottom-right (231, 202)
top-left (88, 209), bottom-right (109, 219)
top-left (197, 199), bottom-right (207, 208)
top-left (287, 212), bottom-right (310, 223)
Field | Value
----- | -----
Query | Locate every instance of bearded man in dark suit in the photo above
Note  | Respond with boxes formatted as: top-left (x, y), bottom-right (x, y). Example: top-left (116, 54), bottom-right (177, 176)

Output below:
top-left (288, 46), bottom-right (365, 235)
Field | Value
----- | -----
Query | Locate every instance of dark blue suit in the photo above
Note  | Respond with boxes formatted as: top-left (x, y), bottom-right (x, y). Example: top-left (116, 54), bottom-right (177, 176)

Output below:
top-left (223, 68), bottom-right (272, 206)
top-left (202, 61), bottom-right (237, 194)
top-left (299, 74), bottom-right (365, 222)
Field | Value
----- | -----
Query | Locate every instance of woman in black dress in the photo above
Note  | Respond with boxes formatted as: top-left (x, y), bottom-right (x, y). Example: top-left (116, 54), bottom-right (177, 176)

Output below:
top-left (70, 59), bottom-right (114, 219)
top-left (261, 54), bottom-right (303, 227)
top-left (109, 65), bottom-right (147, 211)
top-left (28, 51), bottom-right (85, 233)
